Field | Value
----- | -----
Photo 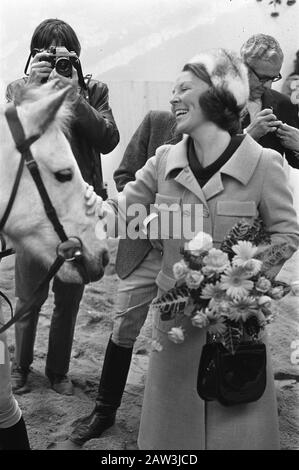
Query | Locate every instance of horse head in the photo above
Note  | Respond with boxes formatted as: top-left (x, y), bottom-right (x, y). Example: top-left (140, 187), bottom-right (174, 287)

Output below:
top-left (0, 80), bottom-right (109, 283)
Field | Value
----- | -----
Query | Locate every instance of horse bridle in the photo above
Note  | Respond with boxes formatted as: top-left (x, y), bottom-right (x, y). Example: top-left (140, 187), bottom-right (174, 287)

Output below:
top-left (0, 103), bottom-right (89, 334)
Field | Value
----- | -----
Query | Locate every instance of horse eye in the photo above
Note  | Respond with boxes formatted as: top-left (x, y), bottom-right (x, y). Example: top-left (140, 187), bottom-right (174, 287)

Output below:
top-left (54, 169), bottom-right (73, 182)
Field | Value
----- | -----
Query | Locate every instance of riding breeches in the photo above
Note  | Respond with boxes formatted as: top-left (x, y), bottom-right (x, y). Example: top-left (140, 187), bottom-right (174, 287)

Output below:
top-left (111, 248), bottom-right (162, 348)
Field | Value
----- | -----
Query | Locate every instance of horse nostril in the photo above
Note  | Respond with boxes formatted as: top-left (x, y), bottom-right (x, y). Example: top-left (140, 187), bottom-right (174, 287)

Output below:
top-left (102, 249), bottom-right (109, 268)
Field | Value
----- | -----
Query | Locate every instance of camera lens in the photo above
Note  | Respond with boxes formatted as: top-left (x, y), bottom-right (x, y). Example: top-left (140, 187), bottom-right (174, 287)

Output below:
top-left (55, 57), bottom-right (72, 77)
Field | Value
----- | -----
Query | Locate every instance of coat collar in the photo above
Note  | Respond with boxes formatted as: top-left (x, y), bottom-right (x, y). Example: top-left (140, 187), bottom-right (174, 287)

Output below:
top-left (164, 134), bottom-right (263, 202)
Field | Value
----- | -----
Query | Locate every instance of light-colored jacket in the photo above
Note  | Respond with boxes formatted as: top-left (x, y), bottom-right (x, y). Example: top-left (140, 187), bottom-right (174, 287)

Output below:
top-left (120, 134), bottom-right (299, 291)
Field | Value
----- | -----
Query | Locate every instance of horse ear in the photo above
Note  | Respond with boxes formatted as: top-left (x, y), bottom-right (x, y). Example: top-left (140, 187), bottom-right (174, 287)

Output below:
top-left (28, 84), bottom-right (72, 134)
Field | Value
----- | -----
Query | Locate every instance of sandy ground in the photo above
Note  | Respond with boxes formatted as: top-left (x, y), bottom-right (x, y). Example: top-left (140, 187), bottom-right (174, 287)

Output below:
top-left (0, 239), bottom-right (298, 450)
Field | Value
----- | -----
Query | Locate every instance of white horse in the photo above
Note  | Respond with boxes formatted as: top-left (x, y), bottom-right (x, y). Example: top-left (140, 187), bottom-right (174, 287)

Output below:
top-left (0, 79), bottom-right (109, 283)
top-left (0, 80), bottom-right (109, 447)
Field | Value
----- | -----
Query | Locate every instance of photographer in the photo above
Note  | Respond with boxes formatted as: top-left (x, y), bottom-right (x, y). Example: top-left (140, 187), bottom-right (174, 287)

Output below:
top-left (6, 18), bottom-right (119, 395)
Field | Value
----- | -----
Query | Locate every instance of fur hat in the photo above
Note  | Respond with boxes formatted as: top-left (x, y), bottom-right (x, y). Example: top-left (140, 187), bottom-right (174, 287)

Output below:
top-left (188, 49), bottom-right (249, 108)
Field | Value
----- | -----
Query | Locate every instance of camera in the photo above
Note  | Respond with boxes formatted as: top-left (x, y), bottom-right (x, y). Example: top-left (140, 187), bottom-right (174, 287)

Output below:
top-left (24, 45), bottom-right (87, 89)
top-left (36, 46), bottom-right (80, 78)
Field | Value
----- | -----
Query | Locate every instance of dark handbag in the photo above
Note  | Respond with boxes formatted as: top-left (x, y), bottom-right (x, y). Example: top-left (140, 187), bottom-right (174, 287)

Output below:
top-left (197, 341), bottom-right (267, 406)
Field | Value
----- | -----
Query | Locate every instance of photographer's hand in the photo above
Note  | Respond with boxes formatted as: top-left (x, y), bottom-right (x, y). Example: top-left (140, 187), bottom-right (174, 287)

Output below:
top-left (27, 51), bottom-right (53, 86)
top-left (245, 108), bottom-right (282, 141)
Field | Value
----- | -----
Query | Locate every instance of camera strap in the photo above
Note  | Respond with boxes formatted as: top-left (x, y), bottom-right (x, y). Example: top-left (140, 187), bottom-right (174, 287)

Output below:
top-left (24, 52), bottom-right (33, 76)
top-left (76, 61), bottom-right (87, 90)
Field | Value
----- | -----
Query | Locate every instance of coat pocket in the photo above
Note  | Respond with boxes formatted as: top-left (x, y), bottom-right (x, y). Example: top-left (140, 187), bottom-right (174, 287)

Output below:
top-left (213, 200), bottom-right (257, 243)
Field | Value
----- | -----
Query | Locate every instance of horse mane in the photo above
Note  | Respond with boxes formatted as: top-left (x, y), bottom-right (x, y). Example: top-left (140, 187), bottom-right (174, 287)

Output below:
top-left (14, 83), bottom-right (73, 135)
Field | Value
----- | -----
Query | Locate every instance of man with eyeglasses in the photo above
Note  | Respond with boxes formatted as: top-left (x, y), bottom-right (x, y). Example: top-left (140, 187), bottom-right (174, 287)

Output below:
top-left (240, 34), bottom-right (299, 168)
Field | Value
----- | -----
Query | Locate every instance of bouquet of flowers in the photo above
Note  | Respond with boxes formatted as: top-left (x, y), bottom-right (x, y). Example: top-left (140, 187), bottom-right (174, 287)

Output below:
top-left (151, 218), bottom-right (292, 353)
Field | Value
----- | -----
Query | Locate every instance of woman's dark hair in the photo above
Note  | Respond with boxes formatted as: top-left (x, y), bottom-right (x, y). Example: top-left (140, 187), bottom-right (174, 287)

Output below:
top-left (183, 62), bottom-right (242, 135)
top-left (30, 18), bottom-right (81, 56)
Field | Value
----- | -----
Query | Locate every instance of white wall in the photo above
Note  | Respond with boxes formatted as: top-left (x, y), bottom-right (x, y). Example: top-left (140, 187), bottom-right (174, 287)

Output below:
top-left (102, 80), bottom-right (173, 195)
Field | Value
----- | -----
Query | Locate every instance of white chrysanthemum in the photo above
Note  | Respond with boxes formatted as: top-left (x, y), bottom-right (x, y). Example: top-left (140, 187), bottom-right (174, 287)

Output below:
top-left (220, 266), bottom-right (254, 298)
top-left (206, 310), bottom-right (227, 336)
top-left (232, 240), bottom-right (258, 263)
top-left (232, 242), bottom-right (263, 275)
top-left (229, 296), bottom-right (259, 322)
top-left (200, 282), bottom-right (225, 300)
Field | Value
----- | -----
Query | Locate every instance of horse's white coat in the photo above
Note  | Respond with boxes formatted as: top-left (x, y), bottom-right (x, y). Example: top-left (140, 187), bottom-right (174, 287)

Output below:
top-left (0, 80), bottom-right (108, 283)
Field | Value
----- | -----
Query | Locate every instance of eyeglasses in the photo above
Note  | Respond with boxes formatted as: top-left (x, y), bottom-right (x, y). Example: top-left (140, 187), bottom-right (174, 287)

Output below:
top-left (246, 63), bottom-right (282, 84)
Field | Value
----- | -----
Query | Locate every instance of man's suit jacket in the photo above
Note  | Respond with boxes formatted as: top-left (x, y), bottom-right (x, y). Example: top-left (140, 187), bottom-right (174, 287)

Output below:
top-left (114, 110), bottom-right (181, 279)
top-left (242, 88), bottom-right (299, 168)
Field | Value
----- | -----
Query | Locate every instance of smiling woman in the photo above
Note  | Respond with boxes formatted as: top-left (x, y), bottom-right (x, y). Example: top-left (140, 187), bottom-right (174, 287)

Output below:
top-left (86, 48), bottom-right (299, 450)
top-left (171, 71), bottom-right (210, 135)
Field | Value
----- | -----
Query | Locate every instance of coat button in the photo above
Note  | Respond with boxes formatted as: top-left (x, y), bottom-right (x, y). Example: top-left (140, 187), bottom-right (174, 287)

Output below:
top-left (203, 208), bottom-right (209, 217)
top-left (184, 167), bottom-right (189, 173)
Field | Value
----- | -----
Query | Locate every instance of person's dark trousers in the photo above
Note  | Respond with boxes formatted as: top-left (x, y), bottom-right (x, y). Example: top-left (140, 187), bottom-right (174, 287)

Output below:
top-left (46, 277), bottom-right (84, 376)
top-left (0, 417), bottom-right (30, 450)
top-left (14, 252), bottom-right (84, 376)
top-left (70, 337), bottom-right (133, 445)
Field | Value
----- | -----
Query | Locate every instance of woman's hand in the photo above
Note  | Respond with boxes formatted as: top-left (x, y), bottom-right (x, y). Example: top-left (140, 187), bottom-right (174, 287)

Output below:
top-left (276, 123), bottom-right (299, 152)
top-left (84, 184), bottom-right (104, 217)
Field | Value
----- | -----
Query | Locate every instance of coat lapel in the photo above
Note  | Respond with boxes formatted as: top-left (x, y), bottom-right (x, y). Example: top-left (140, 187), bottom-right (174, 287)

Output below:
top-left (175, 169), bottom-right (209, 209)
top-left (164, 134), bottom-right (263, 203)
top-left (219, 135), bottom-right (263, 186)
top-left (165, 137), bottom-right (209, 209)
top-left (202, 172), bottom-right (224, 201)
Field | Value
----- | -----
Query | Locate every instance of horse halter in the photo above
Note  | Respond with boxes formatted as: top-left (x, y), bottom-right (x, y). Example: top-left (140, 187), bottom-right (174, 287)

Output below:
top-left (0, 103), bottom-right (90, 334)
top-left (1, 103), bottom-right (85, 261)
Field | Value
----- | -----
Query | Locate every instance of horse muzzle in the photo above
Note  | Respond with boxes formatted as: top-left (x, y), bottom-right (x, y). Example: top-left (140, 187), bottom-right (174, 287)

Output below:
top-left (56, 236), bottom-right (109, 284)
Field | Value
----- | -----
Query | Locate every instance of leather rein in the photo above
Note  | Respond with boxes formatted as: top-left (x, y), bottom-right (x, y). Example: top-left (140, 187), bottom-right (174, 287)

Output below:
top-left (0, 103), bottom-right (88, 334)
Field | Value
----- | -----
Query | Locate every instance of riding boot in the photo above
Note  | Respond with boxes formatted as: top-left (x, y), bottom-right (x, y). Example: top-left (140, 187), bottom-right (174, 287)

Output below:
top-left (0, 417), bottom-right (30, 450)
top-left (70, 337), bottom-right (133, 445)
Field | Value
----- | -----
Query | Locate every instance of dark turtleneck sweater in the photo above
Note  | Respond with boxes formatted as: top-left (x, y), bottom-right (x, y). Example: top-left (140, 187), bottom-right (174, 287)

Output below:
top-left (187, 134), bottom-right (245, 188)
